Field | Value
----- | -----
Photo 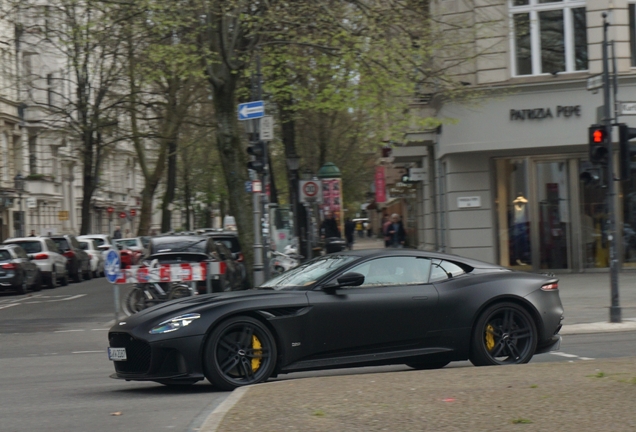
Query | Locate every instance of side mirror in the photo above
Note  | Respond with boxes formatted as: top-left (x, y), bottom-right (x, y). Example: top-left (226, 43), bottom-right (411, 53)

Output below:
top-left (324, 272), bottom-right (365, 292)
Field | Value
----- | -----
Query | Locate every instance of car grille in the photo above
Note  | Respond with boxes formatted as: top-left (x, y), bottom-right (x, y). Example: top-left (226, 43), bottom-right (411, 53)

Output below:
top-left (109, 332), bottom-right (151, 374)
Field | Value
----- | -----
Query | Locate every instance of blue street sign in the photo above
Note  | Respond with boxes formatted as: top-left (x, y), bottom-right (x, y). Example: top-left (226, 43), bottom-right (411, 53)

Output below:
top-left (245, 181), bottom-right (252, 193)
top-left (238, 101), bottom-right (265, 121)
top-left (105, 249), bottom-right (121, 284)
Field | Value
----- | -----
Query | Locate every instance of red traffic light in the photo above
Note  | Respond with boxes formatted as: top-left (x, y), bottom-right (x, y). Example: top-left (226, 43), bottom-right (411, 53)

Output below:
top-left (592, 128), bottom-right (605, 143)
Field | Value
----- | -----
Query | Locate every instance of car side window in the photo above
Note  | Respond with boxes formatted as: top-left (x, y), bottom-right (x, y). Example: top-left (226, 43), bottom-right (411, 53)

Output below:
top-left (16, 247), bottom-right (28, 259)
top-left (346, 256), bottom-right (432, 287)
top-left (46, 239), bottom-right (60, 254)
top-left (429, 260), bottom-right (467, 283)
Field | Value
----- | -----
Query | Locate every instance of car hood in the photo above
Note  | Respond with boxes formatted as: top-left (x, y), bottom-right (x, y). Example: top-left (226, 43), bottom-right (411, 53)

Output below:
top-left (115, 289), bottom-right (306, 331)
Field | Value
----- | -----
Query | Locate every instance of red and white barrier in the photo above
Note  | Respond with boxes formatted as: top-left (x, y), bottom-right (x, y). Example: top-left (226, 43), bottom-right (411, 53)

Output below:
top-left (114, 262), bottom-right (226, 284)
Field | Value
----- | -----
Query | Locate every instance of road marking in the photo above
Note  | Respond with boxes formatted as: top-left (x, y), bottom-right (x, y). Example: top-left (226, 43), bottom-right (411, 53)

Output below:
top-left (72, 350), bottom-right (104, 354)
top-left (91, 328), bottom-right (109, 331)
top-left (54, 329), bottom-right (85, 333)
top-left (550, 352), bottom-right (595, 361)
top-left (0, 304), bottom-right (20, 310)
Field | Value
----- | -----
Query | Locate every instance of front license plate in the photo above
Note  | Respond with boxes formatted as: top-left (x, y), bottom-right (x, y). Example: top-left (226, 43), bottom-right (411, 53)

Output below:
top-left (108, 347), bottom-right (127, 361)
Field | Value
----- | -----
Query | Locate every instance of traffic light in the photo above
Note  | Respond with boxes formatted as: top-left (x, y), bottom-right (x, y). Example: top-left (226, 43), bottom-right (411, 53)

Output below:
top-left (588, 124), bottom-right (609, 164)
top-left (619, 123), bottom-right (636, 180)
top-left (579, 162), bottom-right (603, 188)
top-left (247, 140), bottom-right (266, 173)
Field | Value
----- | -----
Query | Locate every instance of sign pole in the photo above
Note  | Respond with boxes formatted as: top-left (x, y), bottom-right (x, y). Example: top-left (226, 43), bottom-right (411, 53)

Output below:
top-left (602, 13), bottom-right (621, 323)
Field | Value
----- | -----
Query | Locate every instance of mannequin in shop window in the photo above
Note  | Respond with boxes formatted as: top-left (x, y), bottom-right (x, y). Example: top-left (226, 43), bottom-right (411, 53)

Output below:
top-left (512, 193), bottom-right (530, 266)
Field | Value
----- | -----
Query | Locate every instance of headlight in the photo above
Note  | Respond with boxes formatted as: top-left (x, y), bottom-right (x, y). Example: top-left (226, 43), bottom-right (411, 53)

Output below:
top-left (149, 313), bottom-right (201, 334)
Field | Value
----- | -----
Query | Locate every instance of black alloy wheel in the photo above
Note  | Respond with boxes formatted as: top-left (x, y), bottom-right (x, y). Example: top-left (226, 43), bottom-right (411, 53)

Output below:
top-left (18, 275), bottom-right (29, 295)
top-left (204, 316), bottom-right (277, 391)
top-left (32, 271), bottom-right (42, 292)
top-left (470, 302), bottom-right (537, 366)
top-left (48, 270), bottom-right (58, 289)
top-left (406, 361), bottom-right (451, 370)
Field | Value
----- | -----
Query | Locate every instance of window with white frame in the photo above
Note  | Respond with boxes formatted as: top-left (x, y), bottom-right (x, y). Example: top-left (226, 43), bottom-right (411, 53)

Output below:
top-left (510, 0), bottom-right (588, 76)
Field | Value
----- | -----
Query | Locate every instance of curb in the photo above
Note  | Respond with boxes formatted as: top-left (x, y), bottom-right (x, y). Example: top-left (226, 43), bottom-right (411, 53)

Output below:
top-left (199, 386), bottom-right (251, 432)
top-left (560, 319), bottom-right (636, 334)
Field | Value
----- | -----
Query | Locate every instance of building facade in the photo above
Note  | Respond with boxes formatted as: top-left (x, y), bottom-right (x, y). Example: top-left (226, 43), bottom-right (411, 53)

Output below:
top-left (392, 0), bottom-right (636, 272)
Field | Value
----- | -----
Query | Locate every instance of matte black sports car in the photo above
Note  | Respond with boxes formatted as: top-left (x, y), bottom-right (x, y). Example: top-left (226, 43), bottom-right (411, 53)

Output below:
top-left (108, 249), bottom-right (564, 390)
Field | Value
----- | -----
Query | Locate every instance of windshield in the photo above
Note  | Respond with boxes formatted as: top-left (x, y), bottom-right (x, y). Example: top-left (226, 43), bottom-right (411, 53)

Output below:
top-left (5, 241), bottom-right (42, 254)
top-left (151, 238), bottom-right (207, 254)
top-left (260, 255), bottom-right (358, 290)
top-left (116, 239), bottom-right (139, 248)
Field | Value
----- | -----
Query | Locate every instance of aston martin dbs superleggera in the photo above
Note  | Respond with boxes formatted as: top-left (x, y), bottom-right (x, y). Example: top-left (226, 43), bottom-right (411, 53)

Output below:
top-left (108, 249), bottom-right (564, 390)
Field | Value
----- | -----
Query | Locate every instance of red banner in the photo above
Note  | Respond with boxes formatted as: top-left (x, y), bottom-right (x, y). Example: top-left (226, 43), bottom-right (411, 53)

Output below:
top-left (375, 166), bottom-right (386, 203)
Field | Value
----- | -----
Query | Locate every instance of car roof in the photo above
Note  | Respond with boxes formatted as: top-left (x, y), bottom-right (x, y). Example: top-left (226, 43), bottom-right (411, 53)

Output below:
top-left (329, 248), bottom-right (505, 269)
top-left (3, 237), bottom-right (45, 243)
top-left (150, 235), bottom-right (207, 244)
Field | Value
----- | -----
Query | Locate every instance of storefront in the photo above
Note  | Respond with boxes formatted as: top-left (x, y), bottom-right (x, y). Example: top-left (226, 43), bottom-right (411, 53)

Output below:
top-left (437, 77), bottom-right (636, 272)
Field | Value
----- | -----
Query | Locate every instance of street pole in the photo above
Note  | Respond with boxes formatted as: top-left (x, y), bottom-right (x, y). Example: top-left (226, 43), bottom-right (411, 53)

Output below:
top-left (250, 54), bottom-right (265, 287)
top-left (602, 12), bottom-right (621, 323)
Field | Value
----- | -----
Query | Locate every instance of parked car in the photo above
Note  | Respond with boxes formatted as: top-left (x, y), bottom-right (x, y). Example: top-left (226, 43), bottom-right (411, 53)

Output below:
top-left (78, 234), bottom-right (115, 254)
top-left (114, 238), bottom-right (146, 261)
top-left (0, 244), bottom-right (42, 294)
top-left (108, 249), bottom-right (564, 390)
top-left (78, 238), bottom-right (105, 278)
top-left (203, 230), bottom-right (248, 289)
top-left (49, 235), bottom-right (91, 283)
top-left (2, 237), bottom-right (68, 288)
top-left (146, 235), bottom-right (243, 292)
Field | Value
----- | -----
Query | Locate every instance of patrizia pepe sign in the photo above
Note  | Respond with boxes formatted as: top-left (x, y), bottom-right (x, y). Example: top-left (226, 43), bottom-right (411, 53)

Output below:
top-left (510, 105), bottom-right (581, 121)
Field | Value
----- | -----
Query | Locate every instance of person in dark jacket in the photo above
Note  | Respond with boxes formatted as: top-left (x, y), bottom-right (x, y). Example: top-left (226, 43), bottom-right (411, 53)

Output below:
top-left (386, 213), bottom-right (406, 248)
top-left (320, 211), bottom-right (341, 239)
top-left (344, 218), bottom-right (355, 250)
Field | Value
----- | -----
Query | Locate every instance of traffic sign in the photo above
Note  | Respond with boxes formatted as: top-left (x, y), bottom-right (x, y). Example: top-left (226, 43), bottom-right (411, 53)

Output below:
top-left (587, 74), bottom-right (603, 91)
top-left (260, 116), bottom-right (274, 140)
top-left (238, 101), bottom-right (265, 121)
top-left (245, 181), bottom-right (252, 193)
top-left (299, 180), bottom-right (322, 203)
top-left (619, 102), bottom-right (636, 116)
top-left (252, 180), bottom-right (262, 193)
top-left (107, 206), bottom-right (114, 214)
top-left (105, 249), bottom-right (121, 284)
top-left (119, 211), bottom-right (127, 219)
top-left (130, 209), bottom-right (136, 217)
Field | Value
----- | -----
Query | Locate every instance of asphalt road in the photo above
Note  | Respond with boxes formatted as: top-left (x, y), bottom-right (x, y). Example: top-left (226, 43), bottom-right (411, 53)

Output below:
top-left (1, 277), bottom-right (635, 431)
top-left (0, 278), bottom-right (230, 432)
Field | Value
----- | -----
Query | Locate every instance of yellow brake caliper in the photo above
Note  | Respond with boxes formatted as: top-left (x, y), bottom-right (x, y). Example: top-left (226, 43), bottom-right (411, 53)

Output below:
top-left (251, 335), bottom-right (262, 371)
top-left (485, 324), bottom-right (495, 351)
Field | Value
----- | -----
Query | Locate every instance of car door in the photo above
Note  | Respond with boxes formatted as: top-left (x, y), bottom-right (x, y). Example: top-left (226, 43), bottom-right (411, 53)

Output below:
top-left (305, 255), bottom-right (439, 359)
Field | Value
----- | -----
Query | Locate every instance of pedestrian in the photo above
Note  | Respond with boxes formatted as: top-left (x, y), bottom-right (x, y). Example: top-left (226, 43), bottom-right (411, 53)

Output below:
top-left (344, 218), bottom-right (355, 250)
top-left (29, 230), bottom-right (36, 237)
top-left (320, 211), bottom-right (341, 239)
top-left (113, 226), bottom-right (122, 239)
top-left (386, 213), bottom-right (406, 248)
top-left (382, 215), bottom-right (392, 247)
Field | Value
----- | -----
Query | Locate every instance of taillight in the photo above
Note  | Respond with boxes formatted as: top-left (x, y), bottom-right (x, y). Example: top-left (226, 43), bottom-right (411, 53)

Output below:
top-left (88, 254), bottom-right (93, 259)
top-left (33, 253), bottom-right (49, 260)
top-left (541, 282), bottom-right (558, 291)
top-left (237, 253), bottom-right (244, 262)
top-left (64, 250), bottom-right (75, 258)
top-left (1, 263), bottom-right (17, 270)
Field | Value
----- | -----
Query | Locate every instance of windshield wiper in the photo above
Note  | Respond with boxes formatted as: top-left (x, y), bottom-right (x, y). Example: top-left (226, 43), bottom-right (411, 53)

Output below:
top-left (163, 239), bottom-right (207, 253)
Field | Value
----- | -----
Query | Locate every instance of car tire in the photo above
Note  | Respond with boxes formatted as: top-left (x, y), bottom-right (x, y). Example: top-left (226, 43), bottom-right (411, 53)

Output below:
top-left (203, 316), bottom-right (277, 391)
top-left (17, 275), bottom-right (29, 295)
top-left (84, 265), bottom-right (92, 280)
top-left (48, 270), bottom-right (58, 289)
top-left (32, 271), bottom-right (43, 292)
top-left (406, 361), bottom-right (451, 370)
top-left (61, 271), bottom-right (69, 286)
top-left (469, 302), bottom-right (537, 367)
top-left (73, 264), bottom-right (82, 283)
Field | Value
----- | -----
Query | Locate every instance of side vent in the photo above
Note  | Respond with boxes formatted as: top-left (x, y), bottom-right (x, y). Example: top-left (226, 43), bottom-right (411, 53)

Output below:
top-left (258, 307), bottom-right (308, 319)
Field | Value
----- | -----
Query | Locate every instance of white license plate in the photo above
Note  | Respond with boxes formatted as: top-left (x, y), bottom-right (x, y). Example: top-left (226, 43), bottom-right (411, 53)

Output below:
top-left (108, 347), bottom-right (127, 361)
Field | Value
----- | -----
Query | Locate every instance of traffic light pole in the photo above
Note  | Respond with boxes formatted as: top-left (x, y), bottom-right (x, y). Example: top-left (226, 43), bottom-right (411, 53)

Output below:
top-left (602, 13), bottom-right (621, 323)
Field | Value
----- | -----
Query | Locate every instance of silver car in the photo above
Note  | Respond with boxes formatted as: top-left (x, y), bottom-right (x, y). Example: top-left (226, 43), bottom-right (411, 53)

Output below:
top-left (2, 237), bottom-right (69, 288)
top-left (78, 238), bottom-right (105, 278)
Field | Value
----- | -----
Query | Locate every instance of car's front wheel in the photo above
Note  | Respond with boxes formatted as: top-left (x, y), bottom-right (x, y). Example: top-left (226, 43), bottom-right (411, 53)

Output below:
top-left (203, 316), bottom-right (277, 391)
top-left (470, 302), bottom-right (537, 366)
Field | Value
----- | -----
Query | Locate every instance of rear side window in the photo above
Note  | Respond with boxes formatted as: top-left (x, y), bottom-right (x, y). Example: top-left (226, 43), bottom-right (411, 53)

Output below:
top-left (52, 238), bottom-right (70, 251)
top-left (89, 237), bottom-right (105, 247)
top-left (46, 239), bottom-right (60, 253)
top-left (15, 247), bottom-right (28, 259)
top-left (0, 250), bottom-right (11, 261)
top-left (429, 260), bottom-right (469, 283)
top-left (6, 241), bottom-right (42, 254)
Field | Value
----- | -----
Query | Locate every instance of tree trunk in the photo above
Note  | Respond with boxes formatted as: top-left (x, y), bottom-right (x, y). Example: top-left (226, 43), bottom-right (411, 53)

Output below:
top-left (211, 79), bottom-right (253, 280)
top-left (79, 131), bottom-right (95, 235)
top-left (161, 138), bottom-right (177, 232)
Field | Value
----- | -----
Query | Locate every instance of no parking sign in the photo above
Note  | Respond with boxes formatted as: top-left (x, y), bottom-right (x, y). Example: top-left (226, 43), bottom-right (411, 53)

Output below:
top-left (299, 180), bottom-right (322, 204)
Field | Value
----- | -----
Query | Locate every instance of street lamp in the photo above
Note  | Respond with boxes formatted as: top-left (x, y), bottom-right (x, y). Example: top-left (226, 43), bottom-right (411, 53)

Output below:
top-left (14, 172), bottom-right (25, 237)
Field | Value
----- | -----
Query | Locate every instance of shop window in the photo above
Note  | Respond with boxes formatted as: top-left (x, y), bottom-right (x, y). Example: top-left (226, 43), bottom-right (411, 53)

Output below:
top-left (510, 0), bottom-right (587, 76)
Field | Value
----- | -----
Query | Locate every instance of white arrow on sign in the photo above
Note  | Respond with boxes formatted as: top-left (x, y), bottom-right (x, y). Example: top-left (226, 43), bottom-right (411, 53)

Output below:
top-left (240, 105), bottom-right (261, 118)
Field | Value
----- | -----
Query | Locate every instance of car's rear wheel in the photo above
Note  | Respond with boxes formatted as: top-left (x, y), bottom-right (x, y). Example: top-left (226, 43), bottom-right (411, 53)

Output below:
top-left (60, 271), bottom-right (69, 286)
top-left (203, 316), bottom-right (277, 391)
top-left (32, 271), bottom-right (42, 292)
top-left (470, 302), bottom-right (537, 366)
top-left (84, 264), bottom-right (92, 280)
top-left (17, 275), bottom-right (29, 295)
top-left (406, 360), bottom-right (451, 370)
top-left (73, 264), bottom-right (83, 283)
top-left (48, 270), bottom-right (58, 289)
